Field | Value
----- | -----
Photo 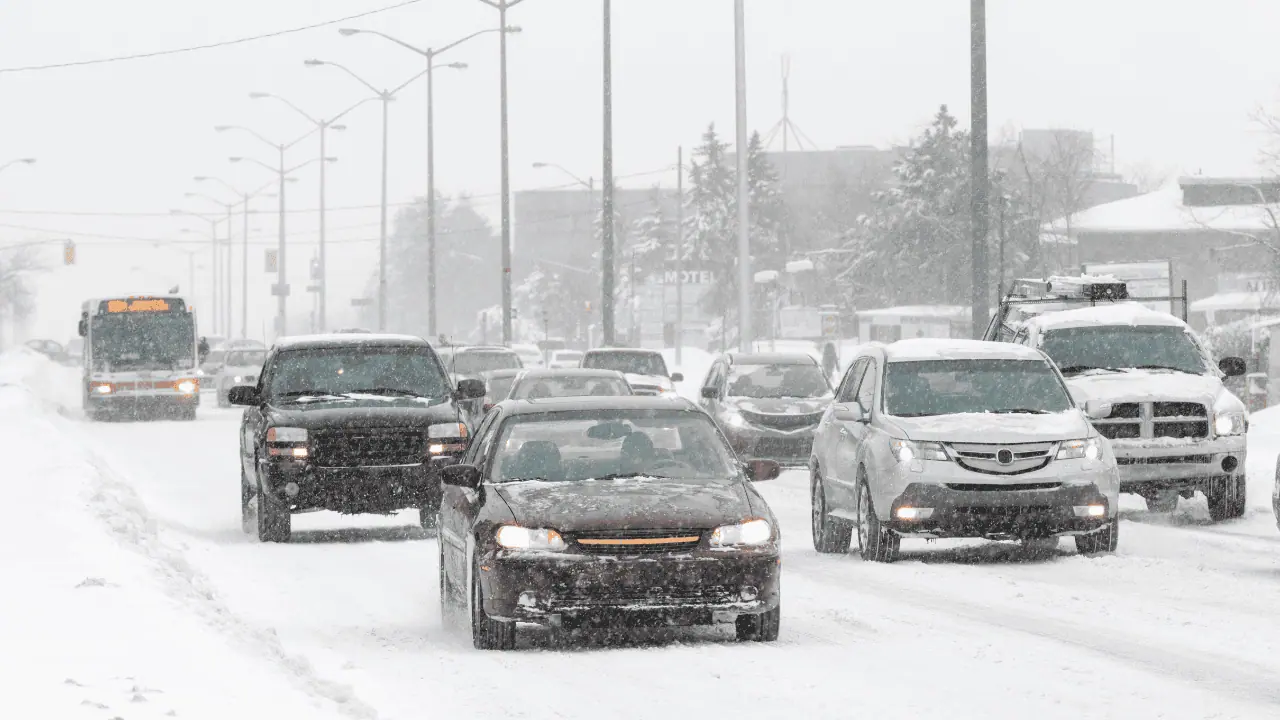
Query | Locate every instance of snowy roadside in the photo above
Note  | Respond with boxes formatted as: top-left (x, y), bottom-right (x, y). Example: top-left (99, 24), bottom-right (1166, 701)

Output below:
top-left (0, 350), bottom-right (369, 720)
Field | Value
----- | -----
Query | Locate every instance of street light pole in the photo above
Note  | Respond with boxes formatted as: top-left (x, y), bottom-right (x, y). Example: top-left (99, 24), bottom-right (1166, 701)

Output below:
top-left (675, 145), bottom-right (684, 364)
top-left (970, 0), bottom-right (991, 338)
top-left (733, 0), bottom-right (752, 352)
top-left (602, 0), bottom-right (615, 347)
top-left (379, 94), bottom-right (390, 331)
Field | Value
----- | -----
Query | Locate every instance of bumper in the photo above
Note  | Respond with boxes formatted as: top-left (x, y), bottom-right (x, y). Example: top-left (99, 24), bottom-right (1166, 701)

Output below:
top-left (722, 425), bottom-right (814, 465)
top-left (480, 550), bottom-right (780, 628)
top-left (87, 392), bottom-right (199, 413)
top-left (1110, 437), bottom-right (1246, 493)
top-left (262, 457), bottom-right (456, 514)
top-left (885, 481), bottom-right (1113, 539)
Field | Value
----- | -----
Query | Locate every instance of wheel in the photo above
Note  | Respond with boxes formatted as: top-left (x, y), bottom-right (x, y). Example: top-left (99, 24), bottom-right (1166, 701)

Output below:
top-left (419, 507), bottom-right (439, 531)
top-left (1074, 518), bottom-right (1119, 555)
top-left (240, 470), bottom-right (255, 535)
top-left (179, 406), bottom-right (197, 422)
top-left (438, 539), bottom-right (461, 628)
top-left (735, 605), bottom-right (781, 642)
top-left (1143, 491), bottom-right (1179, 513)
top-left (855, 472), bottom-right (899, 563)
top-left (811, 471), bottom-right (851, 553)
top-left (470, 561), bottom-right (515, 650)
top-left (1229, 476), bottom-right (1248, 519)
top-left (1207, 476), bottom-right (1245, 522)
top-left (256, 486), bottom-right (291, 543)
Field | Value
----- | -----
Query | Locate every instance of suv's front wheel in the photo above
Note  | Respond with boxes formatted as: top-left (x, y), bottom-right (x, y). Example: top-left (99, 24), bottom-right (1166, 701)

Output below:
top-left (1074, 518), bottom-right (1118, 555)
top-left (856, 472), bottom-right (899, 563)
top-left (256, 486), bottom-right (291, 543)
top-left (811, 470), bottom-right (851, 554)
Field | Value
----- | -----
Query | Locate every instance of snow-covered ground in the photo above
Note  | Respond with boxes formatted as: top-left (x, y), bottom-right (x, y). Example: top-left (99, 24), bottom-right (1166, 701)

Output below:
top-left (6, 349), bottom-right (1280, 719)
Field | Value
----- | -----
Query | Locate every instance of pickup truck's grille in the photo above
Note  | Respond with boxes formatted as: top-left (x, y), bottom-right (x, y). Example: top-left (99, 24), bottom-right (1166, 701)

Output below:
top-left (311, 428), bottom-right (425, 467)
top-left (1093, 401), bottom-right (1208, 440)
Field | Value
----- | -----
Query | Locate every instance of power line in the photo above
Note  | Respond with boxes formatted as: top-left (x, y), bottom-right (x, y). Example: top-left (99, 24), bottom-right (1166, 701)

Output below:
top-left (0, 0), bottom-right (424, 74)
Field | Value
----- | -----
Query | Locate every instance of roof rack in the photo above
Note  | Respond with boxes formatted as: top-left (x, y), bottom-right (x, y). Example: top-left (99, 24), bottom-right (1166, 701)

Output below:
top-left (982, 274), bottom-right (1189, 341)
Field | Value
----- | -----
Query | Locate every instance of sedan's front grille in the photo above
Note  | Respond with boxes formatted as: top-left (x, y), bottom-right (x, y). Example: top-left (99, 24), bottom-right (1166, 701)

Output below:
top-left (739, 410), bottom-right (824, 431)
top-left (311, 428), bottom-right (425, 467)
top-left (945, 482), bottom-right (1062, 492)
top-left (550, 584), bottom-right (737, 607)
top-left (1093, 401), bottom-right (1208, 440)
top-left (568, 528), bottom-right (704, 555)
top-left (947, 442), bottom-right (1054, 476)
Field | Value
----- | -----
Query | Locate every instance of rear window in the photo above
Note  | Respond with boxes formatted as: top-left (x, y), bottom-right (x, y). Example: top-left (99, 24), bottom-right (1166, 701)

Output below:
top-left (446, 350), bottom-right (522, 374)
top-left (884, 358), bottom-right (1072, 417)
top-left (512, 374), bottom-right (631, 399)
top-left (583, 351), bottom-right (668, 376)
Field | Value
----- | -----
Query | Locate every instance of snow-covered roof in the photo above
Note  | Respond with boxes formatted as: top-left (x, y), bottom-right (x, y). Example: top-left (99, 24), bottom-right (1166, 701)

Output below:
top-left (885, 338), bottom-right (1043, 362)
top-left (1050, 180), bottom-right (1277, 235)
top-left (1024, 302), bottom-right (1186, 331)
top-left (1188, 291), bottom-right (1274, 313)
top-left (855, 305), bottom-right (970, 319)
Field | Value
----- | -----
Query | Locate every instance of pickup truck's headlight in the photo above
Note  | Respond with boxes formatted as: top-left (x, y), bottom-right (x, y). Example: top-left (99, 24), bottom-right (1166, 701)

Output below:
top-left (495, 525), bottom-right (567, 551)
top-left (891, 438), bottom-right (947, 463)
top-left (709, 518), bottom-right (773, 547)
top-left (266, 426), bottom-right (307, 442)
top-left (1056, 437), bottom-right (1101, 461)
top-left (1214, 412), bottom-right (1247, 437)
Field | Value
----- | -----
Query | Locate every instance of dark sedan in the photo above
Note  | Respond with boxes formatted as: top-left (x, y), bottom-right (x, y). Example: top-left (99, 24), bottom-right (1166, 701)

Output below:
top-left (437, 396), bottom-right (782, 650)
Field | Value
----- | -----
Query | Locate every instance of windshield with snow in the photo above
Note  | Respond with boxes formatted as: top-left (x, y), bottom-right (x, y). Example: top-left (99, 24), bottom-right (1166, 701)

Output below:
top-left (1041, 326), bottom-right (1208, 375)
top-left (582, 351), bottom-right (668, 376)
top-left (265, 347), bottom-right (449, 401)
top-left (728, 363), bottom-right (832, 399)
top-left (491, 410), bottom-right (736, 483)
top-left (90, 313), bottom-right (195, 372)
top-left (885, 359), bottom-right (1072, 417)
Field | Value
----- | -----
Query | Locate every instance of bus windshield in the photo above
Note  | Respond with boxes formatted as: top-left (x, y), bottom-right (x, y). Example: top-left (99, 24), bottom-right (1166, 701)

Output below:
top-left (90, 312), bottom-right (196, 372)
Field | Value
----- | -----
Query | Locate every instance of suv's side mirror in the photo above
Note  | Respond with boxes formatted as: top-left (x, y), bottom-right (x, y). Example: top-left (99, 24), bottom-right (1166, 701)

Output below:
top-left (77, 319), bottom-right (87, 337)
top-left (670, 372), bottom-right (684, 383)
top-left (198, 337), bottom-right (210, 363)
top-left (442, 463), bottom-right (482, 490)
top-left (1084, 399), bottom-right (1112, 420)
top-left (700, 386), bottom-right (721, 399)
top-left (834, 403), bottom-right (866, 423)
top-left (1219, 356), bottom-right (1247, 378)
top-left (744, 458), bottom-right (781, 482)
top-left (228, 386), bottom-right (261, 406)
top-left (454, 378), bottom-right (486, 400)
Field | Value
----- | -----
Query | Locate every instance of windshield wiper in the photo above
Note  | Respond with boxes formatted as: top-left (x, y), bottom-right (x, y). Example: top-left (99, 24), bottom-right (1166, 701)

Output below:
top-left (991, 408), bottom-right (1051, 415)
top-left (1130, 364), bottom-right (1196, 373)
top-left (275, 390), bottom-right (344, 400)
top-left (345, 387), bottom-right (430, 398)
top-left (592, 472), bottom-right (672, 481)
top-left (1057, 365), bottom-right (1125, 375)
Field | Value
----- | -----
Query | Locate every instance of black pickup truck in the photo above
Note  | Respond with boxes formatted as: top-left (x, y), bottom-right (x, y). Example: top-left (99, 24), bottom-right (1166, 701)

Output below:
top-left (229, 333), bottom-right (485, 542)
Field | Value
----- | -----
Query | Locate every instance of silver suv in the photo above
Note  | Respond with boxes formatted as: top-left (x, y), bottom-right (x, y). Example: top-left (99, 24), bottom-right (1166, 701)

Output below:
top-left (809, 339), bottom-right (1121, 562)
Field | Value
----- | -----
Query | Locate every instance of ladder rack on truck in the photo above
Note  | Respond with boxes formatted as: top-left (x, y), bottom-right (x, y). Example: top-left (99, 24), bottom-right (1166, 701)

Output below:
top-left (983, 275), bottom-right (1189, 342)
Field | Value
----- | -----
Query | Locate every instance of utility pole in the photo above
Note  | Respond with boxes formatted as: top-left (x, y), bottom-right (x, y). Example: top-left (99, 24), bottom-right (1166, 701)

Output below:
top-left (426, 59), bottom-right (438, 338)
top-left (318, 125), bottom-right (328, 332)
top-left (277, 144), bottom-right (288, 337)
top-left (970, 0), bottom-right (990, 338)
top-left (733, 0), bottom-right (752, 352)
top-left (225, 205), bottom-right (233, 336)
top-left (378, 93), bottom-right (390, 331)
top-left (675, 145), bottom-right (684, 365)
top-left (241, 195), bottom-right (249, 338)
top-left (601, 0), bottom-right (616, 347)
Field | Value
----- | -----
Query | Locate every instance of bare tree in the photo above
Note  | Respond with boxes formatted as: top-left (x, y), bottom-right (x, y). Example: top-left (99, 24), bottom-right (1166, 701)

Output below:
top-left (1012, 130), bottom-right (1099, 274)
top-left (0, 248), bottom-right (43, 350)
top-left (1123, 160), bottom-right (1175, 193)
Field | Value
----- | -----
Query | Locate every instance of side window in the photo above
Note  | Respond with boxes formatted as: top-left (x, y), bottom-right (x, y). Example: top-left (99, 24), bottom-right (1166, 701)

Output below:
top-left (837, 358), bottom-right (869, 403)
top-left (463, 410), bottom-right (501, 466)
top-left (703, 361), bottom-right (723, 390)
top-left (856, 360), bottom-right (878, 412)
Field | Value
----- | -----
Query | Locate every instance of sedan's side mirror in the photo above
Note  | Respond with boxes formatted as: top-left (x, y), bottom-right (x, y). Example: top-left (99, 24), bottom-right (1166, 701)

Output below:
top-left (228, 386), bottom-right (261, 406)
top-left (454, 378), bottom-right (486, 400)
top-left (1084, 399), bottom-right (1112, 420)
top-left (700, 386), bottom-right (721, 399)
top-left (670, 372), bottom-right (684, 383)
top-left (744, 458), bottom-right (782, 482)
top-left (1219, 356), bottom-right (1247, 378)
top-left (442, 463), bottom-right (482, 490)
top-left (833, 403), bottom-right (866, 423)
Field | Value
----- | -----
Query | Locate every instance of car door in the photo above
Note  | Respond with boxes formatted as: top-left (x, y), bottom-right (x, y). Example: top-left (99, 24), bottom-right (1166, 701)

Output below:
top-left (814, 359), bottom-right (864, 475)
top-left (441, 409), bottom-right (501, 590)
top-left (699, 359), bottom-right (726, 417)
top-left (822, 358), bottom-right (869, 508)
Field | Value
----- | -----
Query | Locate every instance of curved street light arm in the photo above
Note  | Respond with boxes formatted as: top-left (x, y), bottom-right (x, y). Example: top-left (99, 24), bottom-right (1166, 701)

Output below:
top-left (323, 61), bottom-right (384, 98)
top-left (194, 175), bottom-right (241, 197)
top-left (391, 67), bottom-right (430, 95)
top-left (264, 94), bottom-right (321, 127)
top-left (351, 28), bottom-right (428, 57)
top-left (231, 157), bottom-right (278, 175)
top-left (327, 96), bottom-right (378, 126)
top-left (219, 125), bottom-right (279, 152)
top-left (283, 125), bottom-right (320, 152)
top-left (433, 27), bottom-right (503, 57)
top-left (535, 162), bottom-right (591, 190)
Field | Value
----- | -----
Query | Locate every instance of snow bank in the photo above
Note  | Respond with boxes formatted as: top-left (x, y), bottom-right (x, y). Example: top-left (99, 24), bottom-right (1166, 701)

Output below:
top-left (0, 351), bottom-right (366, 719)
top-left (1246, 404), bottom-right (1280, 513)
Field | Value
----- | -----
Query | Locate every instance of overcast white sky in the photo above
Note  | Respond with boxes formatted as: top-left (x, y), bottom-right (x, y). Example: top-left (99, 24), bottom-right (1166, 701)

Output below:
top-left (3, 0), bottom-right (1279, 342)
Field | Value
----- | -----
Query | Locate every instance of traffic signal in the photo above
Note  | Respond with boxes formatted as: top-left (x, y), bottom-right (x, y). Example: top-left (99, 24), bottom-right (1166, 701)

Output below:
top-left (265, 249), bottom-right (278, 272)
top-left (63, 240), bottom-right (76, 265)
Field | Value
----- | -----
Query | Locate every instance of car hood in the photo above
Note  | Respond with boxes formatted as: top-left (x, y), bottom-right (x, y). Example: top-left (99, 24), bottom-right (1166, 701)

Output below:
top-left (624, 373), bottom-right (673, 390)
top-left (887, 410), bottom-right (1092, 444)
top-left (728, 396), bottom-right (830, 415)
top-left (1065, 370), bottom-right (1233, 408)
top-left (494, 477), bottom-right (752, 532)
top-left (266, 395), bottom-right (458, 429)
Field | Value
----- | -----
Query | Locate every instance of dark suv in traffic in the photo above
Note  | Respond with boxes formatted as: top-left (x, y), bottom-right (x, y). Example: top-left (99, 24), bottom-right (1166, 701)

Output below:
top-left (229, 334), bottom-right (485, 542)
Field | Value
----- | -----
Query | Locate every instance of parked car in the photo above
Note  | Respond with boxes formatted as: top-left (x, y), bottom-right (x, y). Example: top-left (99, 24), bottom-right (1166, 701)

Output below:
top-left (810, 338), bottom-right (1121, 563)
top-left (698, 352), bottom-right (833, 466)
top-left (215, 348), bottom-right (267, 407)
top-left (229, 333), bottom-right (486, 541)
top-left (437, 395), bottom-right (782, 649)
top-left (547, 349), bottom-right (584, 369)
top-left (505, 368), bottom-right (632, 400)
top-left (581, 347), bottom-right (683, 396)
top-left (24, 338), bottom-right (66, 362)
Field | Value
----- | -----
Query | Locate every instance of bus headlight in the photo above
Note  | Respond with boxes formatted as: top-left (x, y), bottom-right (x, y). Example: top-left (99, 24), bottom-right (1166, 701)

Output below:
top-left (175, 379), bottom-right (198, 394)
top-left (91, 382), bottom-right (113, 395)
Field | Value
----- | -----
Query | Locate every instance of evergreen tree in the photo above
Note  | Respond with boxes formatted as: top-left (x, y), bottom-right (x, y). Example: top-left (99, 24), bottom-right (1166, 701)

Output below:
top-left (746, 130), bottom-right (789, 272)
top-left (684, 124), bottom-right (738, 321)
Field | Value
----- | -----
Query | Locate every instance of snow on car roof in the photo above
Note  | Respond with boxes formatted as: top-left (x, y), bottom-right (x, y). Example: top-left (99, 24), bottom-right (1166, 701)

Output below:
top-left (275, 333), bottom-right (427, 349)
top-left (1025, 302), bottom-right (1187, 331)
top-left (885, 338), bottom-right (1044, 362)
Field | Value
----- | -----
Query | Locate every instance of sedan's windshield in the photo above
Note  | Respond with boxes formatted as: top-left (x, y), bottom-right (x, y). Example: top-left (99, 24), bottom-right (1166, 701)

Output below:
top-left (1041, 325), bottom-right (1208, 375)
top-left (885, 359), bottom-right (1072, 417)
top-left (511, 374), bottom-right (631, 400)
top-left (583, 351), bottom-right (668, 376)
top-left (266, 347), bottom-right (449, 401)
top-left (727, 363), bottom-right (831, 399)
top-left (492, 410), bottom-right (737, 482)
top-left (443, 350), bottom-right (521, 375)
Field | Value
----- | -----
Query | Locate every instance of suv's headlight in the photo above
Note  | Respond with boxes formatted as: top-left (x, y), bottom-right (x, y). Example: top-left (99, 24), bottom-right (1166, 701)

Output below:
top-left (495, 525), bottom-right (567, 551)
top-left (266, 426), bottom-right (307, 442)
top-left (1214, 412), bottom-right (1247, 437)
top-left (891, 438), bottom-right (947, 463)
top-left (1056, 437), bottom-right (1101, 461)
top-left (709, 518), bottom-right (773, 548)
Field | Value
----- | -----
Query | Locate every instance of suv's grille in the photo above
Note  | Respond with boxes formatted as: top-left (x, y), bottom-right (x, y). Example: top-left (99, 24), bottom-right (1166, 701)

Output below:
top-left (1093, 401), bottom-right (1209, 440)
top-left (947, 442), bottom-right (1054, 475)
top-left (550, 584), bottom-right (737, 607)
top-left (311, 428), bottom-right (425, 467)
top-left (568, 528), bottom-right (704, 555)
top-left (739, 409), bottom-right (824, 431)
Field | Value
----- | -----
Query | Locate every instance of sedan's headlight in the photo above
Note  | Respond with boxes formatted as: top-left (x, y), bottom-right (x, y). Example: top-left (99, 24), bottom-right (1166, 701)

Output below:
top-left (721, 409), bottom-right (748, 428)
top-left (495, 525), bottom-right (567, 551)
top-left (891, 438), bottom-right (947, 463)
top-left (709, 518), bottom-right (773, 548)
top-left (1214, 412), bottom-right (1248, 437)
top-left (1056, 437), bottom-right (1102, 461)
top-left (266, 426), bottom-right (308, 442)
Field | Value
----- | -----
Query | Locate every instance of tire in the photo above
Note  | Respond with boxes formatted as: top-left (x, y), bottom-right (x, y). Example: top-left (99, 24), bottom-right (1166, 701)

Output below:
top-left (470, 561), bottom-right (515, 650)
top-left (438, 540), bottom-right (460, 628)
top-left (855, 472), bottom-right (899, 563)
top-left (240, 470), bottom-right (255, 535)
top-left (811, 471), bottom-right (851, 554)
top-left (1229, 476), bottom-right (1248, 519)
top-left (1143, 491), bottom-right (1179, 513)
top-left (256, 487), bottom-right (291, 543)
top-left (1207, 476), bottom-right (1245, 522)
top-left (1074, 518), bottom-right (1119, 555)
top-left (735, 605), bottom-right (781, 642)
top-left (179, 406), bottom-right (197, 422)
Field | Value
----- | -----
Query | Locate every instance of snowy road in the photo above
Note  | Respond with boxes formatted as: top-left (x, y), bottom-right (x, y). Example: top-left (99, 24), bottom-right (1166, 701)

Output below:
top-left (60, 400), bottom-right (1279, 720)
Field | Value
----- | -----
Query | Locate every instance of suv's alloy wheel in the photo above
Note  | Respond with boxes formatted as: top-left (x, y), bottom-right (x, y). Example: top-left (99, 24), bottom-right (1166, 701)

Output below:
top-left (856, 474), bottom-right (899, 563)
top-left (1074, 518), bottom-right (1119, 555)
top-left (811, 472), bottom-right (851, 554)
